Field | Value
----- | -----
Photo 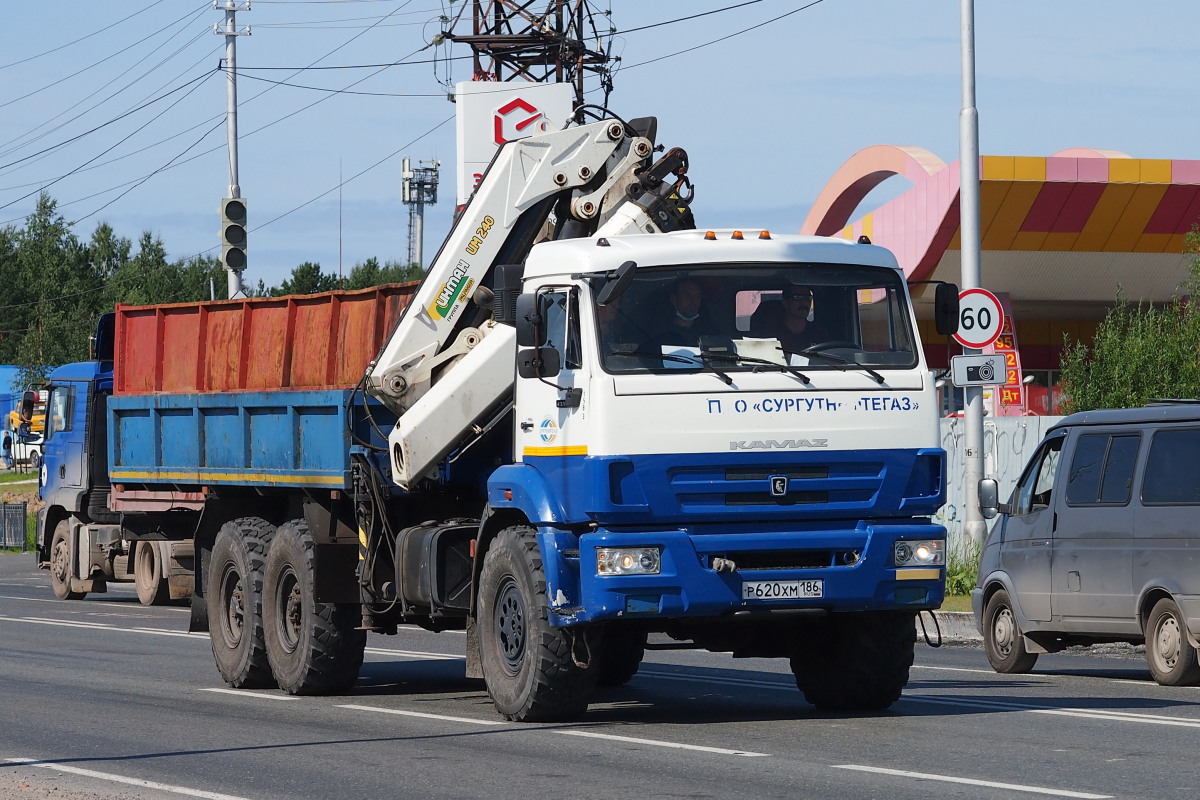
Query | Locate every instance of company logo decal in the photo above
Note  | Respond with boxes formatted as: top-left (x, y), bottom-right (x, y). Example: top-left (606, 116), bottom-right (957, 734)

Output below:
top-left (539, 418), bottom-right (558, 443)
top-left (729, 439), bottom-right (828, 450)
top-left (427, 259), bottom-right (476, 320)
top-left (494, 98), bottom-right (548, 144)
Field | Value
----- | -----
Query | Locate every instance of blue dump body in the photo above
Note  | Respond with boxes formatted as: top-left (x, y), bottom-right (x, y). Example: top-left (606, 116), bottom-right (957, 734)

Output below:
top-left (107, 389), bottom-right (387, 491)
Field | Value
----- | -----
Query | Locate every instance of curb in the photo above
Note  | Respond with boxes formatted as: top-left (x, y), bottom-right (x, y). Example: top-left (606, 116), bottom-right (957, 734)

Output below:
top-left (917, 610), bottom-right (980, 642)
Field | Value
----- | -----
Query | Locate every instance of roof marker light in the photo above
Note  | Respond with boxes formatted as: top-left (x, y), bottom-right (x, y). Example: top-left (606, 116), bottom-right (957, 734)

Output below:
top-left (704, 231), bottom-right (717, 240)
top-left (731, 230), bottom-right (744, 240)
top-left (758, 230), bottom-right (772, 240)
top-left (857, 235), bottom-right (872, 245)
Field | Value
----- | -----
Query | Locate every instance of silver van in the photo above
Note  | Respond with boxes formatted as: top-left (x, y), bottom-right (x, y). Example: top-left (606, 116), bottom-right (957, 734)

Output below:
top-left (973, 404), bottom-right (1200, 685)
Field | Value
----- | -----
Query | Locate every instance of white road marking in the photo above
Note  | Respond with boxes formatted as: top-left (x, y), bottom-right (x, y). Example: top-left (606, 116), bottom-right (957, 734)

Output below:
top-left (555, 729), bottom-right (768, 756)
top-left (199, 688), bottom-right (297, 701)
top-left (0, 614), bottom-right (205, 638)
top-left (833, 764), bottom-right (1111, 798)
top-left (337, 704), bottom-right (768, 756)
top-left (906, 694), bottom-right (1200, 727)
top-left (336, 704), bottom-right (506, 725)
top-left (364, 646), bottom-right (460, 660)
top-left (5, 757), bottom-right (252, 800)
top-left (0, 592), bottom-right (189, 611)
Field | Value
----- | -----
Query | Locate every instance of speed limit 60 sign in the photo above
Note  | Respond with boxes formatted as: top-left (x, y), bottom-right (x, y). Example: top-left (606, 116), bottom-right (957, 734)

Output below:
top-left (953, 288), bottom-right (1004, 349)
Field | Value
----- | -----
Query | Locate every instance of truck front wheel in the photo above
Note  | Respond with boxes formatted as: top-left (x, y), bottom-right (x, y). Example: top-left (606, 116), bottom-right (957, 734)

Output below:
top-left (263, 519), bottom-right (365, 695)
top-left (790, 611), bottom-right (915, 712)
top-left (208, 518), bottom-right (275, 689)
top-left (478, 526), bottom-right (596, 721)
top-left (49, 519), bottom-right (85, 600)
top-left (134, 541), bottom-right (170, 606)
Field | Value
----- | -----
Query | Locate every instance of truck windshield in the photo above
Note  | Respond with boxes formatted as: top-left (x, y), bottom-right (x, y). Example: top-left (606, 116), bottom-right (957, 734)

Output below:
top-left (595, 263), bottom-right (917, 374)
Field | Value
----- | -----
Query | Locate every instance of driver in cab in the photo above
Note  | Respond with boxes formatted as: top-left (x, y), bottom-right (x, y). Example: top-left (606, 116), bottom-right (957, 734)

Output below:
top-left (749, 286), bottom-right (830, 353)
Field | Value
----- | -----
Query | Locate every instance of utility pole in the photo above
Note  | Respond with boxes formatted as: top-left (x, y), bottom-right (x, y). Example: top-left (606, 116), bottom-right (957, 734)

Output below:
top-left (447, 1), bottom-right (613, 107)
top-left (959, 0), bottom-right (987, 547)
top-left (402, 158), bottom-right (440, 271)
top-left (215, 1), bottom-right (250, 298)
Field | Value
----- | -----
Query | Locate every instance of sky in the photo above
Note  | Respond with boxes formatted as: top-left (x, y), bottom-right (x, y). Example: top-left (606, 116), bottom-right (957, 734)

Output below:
top-left (0, 1), bottom-right (1196, 292)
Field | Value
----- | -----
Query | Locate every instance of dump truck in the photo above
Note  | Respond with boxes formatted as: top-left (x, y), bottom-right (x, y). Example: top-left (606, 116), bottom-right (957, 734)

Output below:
top-left (37, 113), bottom-right (958, 720)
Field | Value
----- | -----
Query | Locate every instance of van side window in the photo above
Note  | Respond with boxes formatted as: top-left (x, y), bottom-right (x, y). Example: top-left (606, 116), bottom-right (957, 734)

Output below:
top-left (1013, 435), bottom-right (1063, 515)
top-left (1066, 433), bottom-right (1140, 506)
top-left (1142, 428), bottom-right (1200, 505)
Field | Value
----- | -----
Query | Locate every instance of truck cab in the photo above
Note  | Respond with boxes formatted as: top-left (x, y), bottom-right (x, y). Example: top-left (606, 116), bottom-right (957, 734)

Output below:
top-left (37, 316), bottom-right (195, 606)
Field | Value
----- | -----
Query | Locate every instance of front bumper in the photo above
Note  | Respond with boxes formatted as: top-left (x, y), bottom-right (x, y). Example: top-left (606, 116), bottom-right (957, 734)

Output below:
top-left (539, 521), bottom-right (946, 626)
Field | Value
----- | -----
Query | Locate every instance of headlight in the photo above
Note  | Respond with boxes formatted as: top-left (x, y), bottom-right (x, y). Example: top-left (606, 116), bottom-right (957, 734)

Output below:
top-left (597, 547), bottom-right (661, 576)
top-left (894, 539), bottom-right (944, 567)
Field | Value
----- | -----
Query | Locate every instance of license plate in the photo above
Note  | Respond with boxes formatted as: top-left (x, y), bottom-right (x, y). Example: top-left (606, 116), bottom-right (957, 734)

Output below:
top-left (742, 579), bottom-right (823, 600)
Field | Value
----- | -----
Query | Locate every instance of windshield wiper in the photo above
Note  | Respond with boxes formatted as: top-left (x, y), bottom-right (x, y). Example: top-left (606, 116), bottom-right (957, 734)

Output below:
top-left (783, 347), bottom-right (885, 384)
top-left (701, 351), bottom-right (810, 384)
top-left (609, 346), bottom-right (733, 384)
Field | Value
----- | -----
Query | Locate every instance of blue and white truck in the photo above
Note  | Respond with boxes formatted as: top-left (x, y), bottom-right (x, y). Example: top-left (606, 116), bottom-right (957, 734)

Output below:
top-left (37, 114), bottom-right (957, 720)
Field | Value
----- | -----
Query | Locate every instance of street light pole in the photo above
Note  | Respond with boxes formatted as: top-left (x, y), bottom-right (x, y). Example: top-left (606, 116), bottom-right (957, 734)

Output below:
top-left (959, 0), bottom-right (987, 547)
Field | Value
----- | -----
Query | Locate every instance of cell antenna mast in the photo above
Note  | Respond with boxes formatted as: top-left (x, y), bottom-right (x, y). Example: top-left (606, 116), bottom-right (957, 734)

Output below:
top-left (402, 158), bottom-right (440, 271)
top-left (447, 1), bottom-right (613, 106)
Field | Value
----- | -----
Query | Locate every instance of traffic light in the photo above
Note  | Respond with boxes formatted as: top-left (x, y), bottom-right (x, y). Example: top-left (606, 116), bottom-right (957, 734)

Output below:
top-left (219, 197), bottom-right (247, 271)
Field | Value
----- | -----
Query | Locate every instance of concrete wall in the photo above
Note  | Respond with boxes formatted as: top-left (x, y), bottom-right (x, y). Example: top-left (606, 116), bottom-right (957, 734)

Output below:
top-left (934, 415), bottom-right (1066, 553)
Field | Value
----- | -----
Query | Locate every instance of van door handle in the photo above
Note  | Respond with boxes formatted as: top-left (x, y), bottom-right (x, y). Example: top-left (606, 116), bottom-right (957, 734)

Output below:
top-left (1032, 540), bottom-right (1050, 547)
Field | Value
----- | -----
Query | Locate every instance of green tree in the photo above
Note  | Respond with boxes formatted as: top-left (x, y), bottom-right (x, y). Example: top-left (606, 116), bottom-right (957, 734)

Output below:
top-left (1059, 224), bottom-right (1200, 412)
top-left (273, 261), bottom-right (337, 296)
top-left (345, 257), bottom-right (422, 290)
top-left (10, 193), bottom-right (105, 385)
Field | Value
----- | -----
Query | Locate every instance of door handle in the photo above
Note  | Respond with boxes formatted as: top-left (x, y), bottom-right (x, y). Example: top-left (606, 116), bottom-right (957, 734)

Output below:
top-left (59, 465), bottom-right (65, 479)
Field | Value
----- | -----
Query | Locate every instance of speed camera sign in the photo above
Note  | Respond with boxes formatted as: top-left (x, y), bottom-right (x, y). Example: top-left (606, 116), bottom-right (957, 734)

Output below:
top-left (953, 288), bottom-right (1004, 349)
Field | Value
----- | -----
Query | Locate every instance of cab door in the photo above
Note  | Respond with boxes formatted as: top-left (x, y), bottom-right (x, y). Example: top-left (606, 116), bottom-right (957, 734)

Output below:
top-left (40, 381), bottom-right (86, 501)
top-left (999, 431), bottom-right (1065, 622)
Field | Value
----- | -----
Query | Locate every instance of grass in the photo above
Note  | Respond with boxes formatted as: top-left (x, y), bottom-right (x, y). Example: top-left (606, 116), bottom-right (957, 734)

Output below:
top-left (938, 594), bottom-right (973, 612)
top-left (0, 469), bottom-right (37, 485)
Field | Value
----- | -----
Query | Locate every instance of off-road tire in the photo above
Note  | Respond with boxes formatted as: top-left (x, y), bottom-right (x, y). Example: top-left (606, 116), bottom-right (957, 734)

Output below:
top-left (982, 588), bottom-right (1039, 674)
top-left (791, 611), bottom-right (915, 712)
top-left (208, 517), bottom-right (276, 689)
top-left (1145, 597), bottom-right (1200, 686)
top-left (263, 519), bottom-right (365, 695)
top-left (592, 626), bottom-right (647, 688)
top-left (49, 519), bottom-right (85, 600)
top-left (478, 526), bottom-right (596, 721)
top-left (134, 541), bottom-right (171, 606)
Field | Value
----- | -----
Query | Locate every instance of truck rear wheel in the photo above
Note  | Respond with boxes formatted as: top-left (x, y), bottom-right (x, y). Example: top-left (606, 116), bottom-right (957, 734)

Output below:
top-left (208, 518), bottom-right (275, 689)
top-left (49, 519), bottom-right (85, 600)
top-left (478, 526), bottom-right (596, 721)
top-left (263, 519), bottom-right (365, 695)
top-left (134, 541), bottom-right (170, 606)
top-left (790, 611), bottom-right (915, 712)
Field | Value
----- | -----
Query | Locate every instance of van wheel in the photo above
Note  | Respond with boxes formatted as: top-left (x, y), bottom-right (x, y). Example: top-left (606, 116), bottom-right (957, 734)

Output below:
top-left (49, 520), bottom-right (85, 600)
top-left (1145, 598), bottom-right (1200, 686)
top-left (134, 541), bottom-right (170, 606)
top-left (982, 589), bottom-right (1038, 673)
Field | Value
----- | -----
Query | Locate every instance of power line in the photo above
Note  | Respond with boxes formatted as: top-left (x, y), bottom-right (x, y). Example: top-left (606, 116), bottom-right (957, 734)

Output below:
top-left (238, 72), bottom-right (444, 96)
top-left (0, 0), bottom-right (173, 71)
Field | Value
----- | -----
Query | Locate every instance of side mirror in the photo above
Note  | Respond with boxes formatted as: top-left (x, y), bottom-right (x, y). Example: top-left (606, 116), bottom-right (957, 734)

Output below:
top-left (935, 283), bottom-right (960, 336)
top-left (596, 260), bottom-right (637, 306)
top-left (19, 391), bottom-right (36, 423)
top-left (979, 478), bottom-right (1002, 519)
top-left (515, 293), bottom-right (543, 347)
top-left (517, 345), bottom-right (561, 379)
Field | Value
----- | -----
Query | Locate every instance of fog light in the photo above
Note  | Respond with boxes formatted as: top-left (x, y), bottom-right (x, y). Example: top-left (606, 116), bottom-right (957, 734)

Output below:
top-left (894, 539), bottom-right (944, 567)
top-left (597, 547), bottom-right (661, 575)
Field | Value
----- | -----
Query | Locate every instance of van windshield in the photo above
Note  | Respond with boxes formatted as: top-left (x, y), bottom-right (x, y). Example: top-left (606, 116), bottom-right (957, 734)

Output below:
top-left (594, 262), bottom-right (917, 375)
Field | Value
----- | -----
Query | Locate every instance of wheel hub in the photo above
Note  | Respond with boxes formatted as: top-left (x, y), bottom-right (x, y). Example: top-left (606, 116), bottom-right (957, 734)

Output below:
top-left (495, 578), bottom-right (526, 674)
top-left (1155, 615), bottom-right (1182, 670)
top-left (993, 608), bottom-right (1016, 656)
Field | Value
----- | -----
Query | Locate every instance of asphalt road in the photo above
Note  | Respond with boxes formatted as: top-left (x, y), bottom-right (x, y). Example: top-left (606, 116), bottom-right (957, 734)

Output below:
top-left (1, 552), bottom-right (1196, 800)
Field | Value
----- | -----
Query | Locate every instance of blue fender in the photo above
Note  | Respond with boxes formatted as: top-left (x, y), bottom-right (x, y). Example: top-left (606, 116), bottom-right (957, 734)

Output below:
top-left (486, 463), bottom-right (568, 524)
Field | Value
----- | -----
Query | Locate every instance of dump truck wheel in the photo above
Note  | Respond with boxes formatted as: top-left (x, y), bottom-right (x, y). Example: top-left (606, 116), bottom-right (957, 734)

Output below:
top-left (592, 626), bottom-right (647, 688)
top-left (208, 518), bottom-right (276, 689)
top-left (478, 526), bottom-right (596, 721)
top-left (49, 519), bottom-right (85, 600)
top-left (135, 541), bottom-right (170, 606)
top-left (791, 611), bottom-right (915, 712)
top-left (263, 519), bottom-right (365, 695)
